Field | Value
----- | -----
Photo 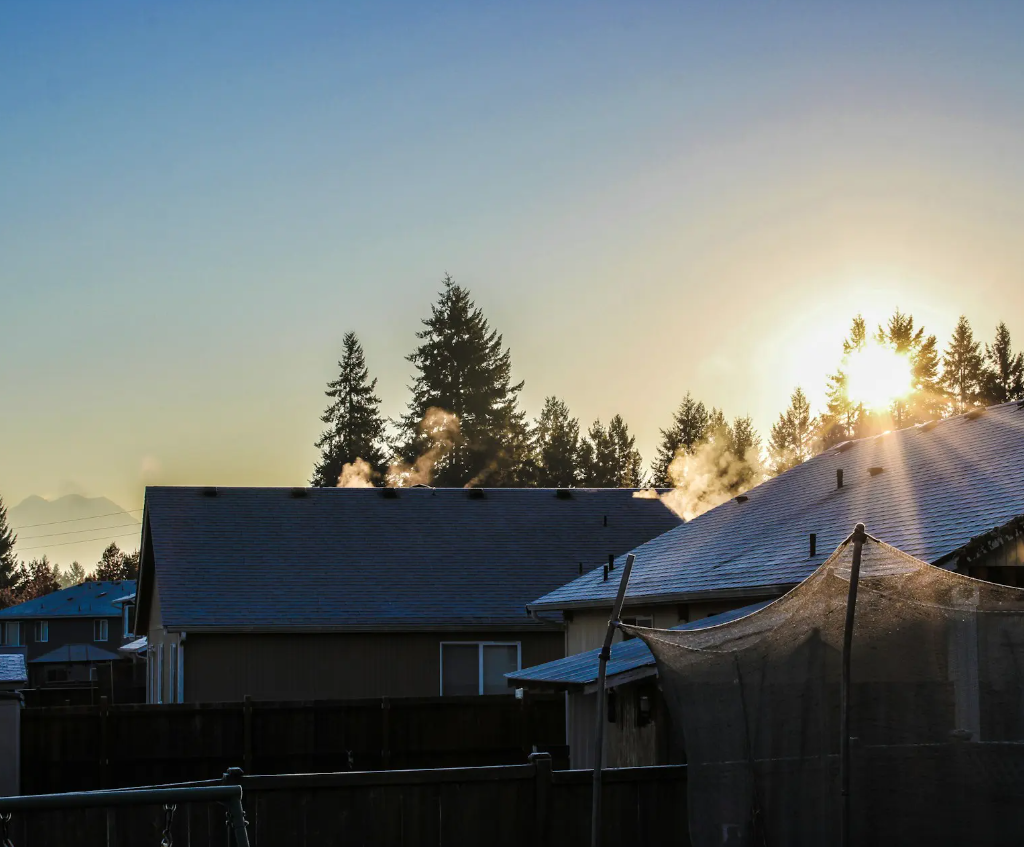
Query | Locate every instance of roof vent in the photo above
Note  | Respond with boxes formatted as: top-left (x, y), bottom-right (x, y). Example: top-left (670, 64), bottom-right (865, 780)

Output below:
top-left (919, 420), bottom-right (938, 432)
top-left (835, 441), bottom-right (855, 453)
top-left (290, 488), bottom-right (309, 498)
top-left (602, 564), bottom-right (609, 582)
top-left (735, 494), bottom-right (749, 503)
top-left (608, 553), bottom-right (615, 572)
top-left (555, 489), bottom-right (573, 500)
top-left (868, 466), bottom-right (884, 476)
top-left (380, 488), bottom-right (400, 499)
top-left (200, 487), bottom-right (218, 497)
top-left (466, 488), bottom-right (486, 500)
top-left (836, 469), bottom-right (844, 489)
top-left (809, 533), bottom-right (817, 557)
top-left (965, 408), bottom-right (985, 420)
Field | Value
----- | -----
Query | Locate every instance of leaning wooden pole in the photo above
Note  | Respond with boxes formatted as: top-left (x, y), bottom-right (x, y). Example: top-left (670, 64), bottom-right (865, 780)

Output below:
top-left (591, 553), bottom-right (636, 847)
top-left (840, 523), bottom-right (868, 847)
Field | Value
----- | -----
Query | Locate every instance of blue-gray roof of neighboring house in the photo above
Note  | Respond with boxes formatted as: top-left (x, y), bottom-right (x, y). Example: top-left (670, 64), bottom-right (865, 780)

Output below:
top-left (0, 581), bottom-right (136, 619)
top-left (29, 644), bottom-right (124, 664)
top-left (529, 402), bottom-right (1024, 612)
top-left (507, 601), bottom-right (772, 690)
top-left (140, 487), bottom-right (682, 631)
top-left (0, 653), bottom-right (28, 683)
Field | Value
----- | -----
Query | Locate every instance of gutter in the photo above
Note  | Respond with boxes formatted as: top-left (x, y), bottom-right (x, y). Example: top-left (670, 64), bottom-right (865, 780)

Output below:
top-left (165, 621), bottom-right (565, 635)
top-left (526, 583), bottom-right (793, 614)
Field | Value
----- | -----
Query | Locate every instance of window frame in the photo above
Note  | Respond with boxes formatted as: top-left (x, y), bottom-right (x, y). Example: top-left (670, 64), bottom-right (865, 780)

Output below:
top-left (439, 641), bottom-right (522, 696)
top-left (94, 619), bottom-right (109, 642)
top-left (35, 620), bottom-right (48, 643)
top-left (3, 621), bottom-right (21, 647)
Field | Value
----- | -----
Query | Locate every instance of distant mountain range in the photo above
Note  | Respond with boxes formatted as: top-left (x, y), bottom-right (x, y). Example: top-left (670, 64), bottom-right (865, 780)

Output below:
top-left (9, 494), bottom-right (142, 570)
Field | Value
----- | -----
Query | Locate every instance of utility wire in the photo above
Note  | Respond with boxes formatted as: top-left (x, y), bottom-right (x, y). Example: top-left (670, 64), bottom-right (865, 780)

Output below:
top-left (19, 521), bottom-right (142, 541)
top-left (11, 507), bottom-right (144, 530)
top-left (17, 531), bottom-right (142, 552)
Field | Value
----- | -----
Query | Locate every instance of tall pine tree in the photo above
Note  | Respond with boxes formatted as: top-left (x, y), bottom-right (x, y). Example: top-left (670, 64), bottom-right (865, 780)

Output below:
top-left (580, 416), bottom-right (644, 487)
top-left (820, 316), bottom-right (867, 446)
top-left (981, 322), bottom-right (1024, 404)
top-left (651, 393), bottom-right (711, 486)
top-left (769, 387), bottom-right (816, 474)
top-left (531, 397), bottom-right (583, 487)
top-left (312, 332), bottom-right (388, 487)
top-left (400, 275), bottom-right (529, 486)
top-left (941, 315), bottom-right (985, 415)
top-left (876, 310), bottom-right (943, 426)
top-left (0, 495), bottom-right (20, 609)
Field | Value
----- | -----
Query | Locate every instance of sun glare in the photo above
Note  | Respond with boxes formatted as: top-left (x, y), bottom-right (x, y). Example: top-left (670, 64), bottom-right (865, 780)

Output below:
top-left (845, 343), bottom-right (913, 411)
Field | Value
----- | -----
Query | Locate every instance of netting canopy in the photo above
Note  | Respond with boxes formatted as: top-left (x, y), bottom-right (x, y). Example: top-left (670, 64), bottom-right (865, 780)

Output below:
top-left (626, 533), bottom-right (1024, 847)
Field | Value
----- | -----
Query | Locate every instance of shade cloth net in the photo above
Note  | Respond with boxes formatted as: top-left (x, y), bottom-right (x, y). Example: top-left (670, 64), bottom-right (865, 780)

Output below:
top-left (624, 534), bottom-right (1024, 847)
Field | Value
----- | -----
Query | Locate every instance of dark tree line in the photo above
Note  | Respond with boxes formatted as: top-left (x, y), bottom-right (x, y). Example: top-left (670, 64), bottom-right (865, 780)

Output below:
top-left (312, 277), bottom-right (1024, 492)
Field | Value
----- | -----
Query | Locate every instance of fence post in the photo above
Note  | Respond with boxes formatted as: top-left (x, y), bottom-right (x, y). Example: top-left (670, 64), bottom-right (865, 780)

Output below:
top-left (243, 695), bottom-right (253, 775)
top-left (381, 697), bottom-right (391, 770)
top-left (519, 689), bottom-right (530, 757)
top-left (99, 695), bottom-right (109, 789)
top-left (530, 751), bottom-right (552, 846)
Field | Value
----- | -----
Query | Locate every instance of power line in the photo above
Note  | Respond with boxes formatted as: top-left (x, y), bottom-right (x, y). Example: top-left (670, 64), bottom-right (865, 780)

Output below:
top-left (17, 531), bottom-right (142, 552)
top-left (19, 522), bottom-right (142, 541)
top-left (11, 507), bottom-right (144, 530)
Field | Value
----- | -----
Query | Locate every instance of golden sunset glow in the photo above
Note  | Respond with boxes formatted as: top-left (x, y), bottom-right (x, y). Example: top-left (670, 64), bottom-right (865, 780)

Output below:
top-left (845, 343), bottom-right (914, 411)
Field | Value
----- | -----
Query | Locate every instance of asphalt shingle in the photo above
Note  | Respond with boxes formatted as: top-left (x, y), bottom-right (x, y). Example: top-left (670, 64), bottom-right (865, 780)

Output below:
top-left (143, 487), bottom-right (682, 629)
top-left (529, 401), bottom-right (1024, 611)
top-left (0, 581), bottom-right (136, 619)
top-left (0, 653), bottom-right (27, 683)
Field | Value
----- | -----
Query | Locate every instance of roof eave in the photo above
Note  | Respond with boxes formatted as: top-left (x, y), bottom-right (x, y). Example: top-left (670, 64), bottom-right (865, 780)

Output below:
top-left (168, 621), bottom-right (565, 635)
top-left (527, 583), bottom-right (793, 614)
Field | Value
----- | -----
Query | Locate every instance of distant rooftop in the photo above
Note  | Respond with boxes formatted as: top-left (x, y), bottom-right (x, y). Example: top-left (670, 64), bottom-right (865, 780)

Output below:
top-left (0, 653), bottom-right (28, 683)
top-left (0, 580), bottom-right (136, 620)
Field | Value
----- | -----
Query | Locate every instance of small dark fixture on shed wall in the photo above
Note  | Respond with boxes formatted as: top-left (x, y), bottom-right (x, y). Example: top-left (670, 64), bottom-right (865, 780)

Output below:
top-left (467, 488), bottom-right (485, 500)
top-left (201, 487), bottom-right (218, 497)
top-left (381, 488), bottom-right (400, 499)
top-left (608, 553), bottom-right (615, 572)
top-left (637, 693), bottom-right (652, 727)
top-left (603, 564), bottom-right (609, 581)
top-left (836, 469), bottom-right (844, 489)
top-left (868, 466), bottom-right (884, 476)
top-left (555, 489), bottom-right (573, 499)
top-left (809, 533), bottom-right (817, 557)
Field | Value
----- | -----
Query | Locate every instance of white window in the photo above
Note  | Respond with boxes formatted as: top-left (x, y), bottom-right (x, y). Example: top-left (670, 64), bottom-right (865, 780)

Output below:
top-left (36, 620), bottom-right (48, 643)
top-left (123, 603), bottom-right (135, 638)
top-left (94, 619), bottom-right (108, 642)
top-left (2, 622), bottom-right (21, 647)
top-left (620, 615), bottom-right (654, 641)
top-left (440, 642), bottom-right (521, 696)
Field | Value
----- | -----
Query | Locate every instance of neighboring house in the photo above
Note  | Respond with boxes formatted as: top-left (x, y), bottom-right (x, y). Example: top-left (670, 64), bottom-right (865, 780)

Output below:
top-left (134, 486), bottom-right (681, 704)
top-left (0, 652), bottom-right (28, 692)
top-left (515, 400), bottom-right (1024, 767)
top-left (0, 580), bottom-right (137, 694)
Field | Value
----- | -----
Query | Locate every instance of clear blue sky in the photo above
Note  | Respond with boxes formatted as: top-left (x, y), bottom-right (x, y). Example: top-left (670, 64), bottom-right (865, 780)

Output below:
top-left (4, 1), bottom-right (1024, 543)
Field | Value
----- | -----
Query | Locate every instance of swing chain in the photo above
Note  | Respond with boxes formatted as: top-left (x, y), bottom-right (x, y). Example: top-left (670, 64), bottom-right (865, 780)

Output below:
top-left (160, 803), bottom-right (177, 847)
top-left (1, 811), bottom-right (14, 847)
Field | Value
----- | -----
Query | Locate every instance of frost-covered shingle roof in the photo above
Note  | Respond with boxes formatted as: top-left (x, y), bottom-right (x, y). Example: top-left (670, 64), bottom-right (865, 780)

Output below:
top-left (140, 487), bottom-right (681, 630)
top-left (529, 402), bottom-right (1024, 611)
top-left (0, 653), bottom-right (27, 683)
top-left (0, 581), bottom-right (135, 619)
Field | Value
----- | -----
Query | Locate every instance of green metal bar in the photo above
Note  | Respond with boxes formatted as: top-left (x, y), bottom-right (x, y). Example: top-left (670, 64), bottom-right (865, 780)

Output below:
top-left (0, 783), bottom-right (242, 812)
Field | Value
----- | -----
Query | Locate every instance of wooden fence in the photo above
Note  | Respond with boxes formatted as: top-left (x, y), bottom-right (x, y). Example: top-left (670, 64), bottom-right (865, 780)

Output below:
top-left (20, 693), bottom-right (568, 795)
top-left (5, 756), bottom-right (690, 847)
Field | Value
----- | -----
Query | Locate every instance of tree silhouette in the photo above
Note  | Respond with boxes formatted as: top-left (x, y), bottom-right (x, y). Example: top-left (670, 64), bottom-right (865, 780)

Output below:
top-left (981, 322), bottom-right (1024, 404)
top-left (941, 315), bottom-right (985, 415)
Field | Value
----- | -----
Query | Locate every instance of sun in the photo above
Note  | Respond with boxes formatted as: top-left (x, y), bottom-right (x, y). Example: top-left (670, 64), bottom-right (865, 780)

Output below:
top-left (845, 343), bottom-right (913, 411)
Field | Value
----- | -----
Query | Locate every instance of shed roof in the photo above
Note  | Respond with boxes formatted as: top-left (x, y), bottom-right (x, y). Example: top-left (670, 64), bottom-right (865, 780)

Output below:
top-left (29, 644), bottom-right (125, 664)
top-left (507, 601), bottom-right (771, 691)
top-left (0, 653), bottom-right (28, 683)
top-left (0, 581), bottom-right (136, 620)
top-left (138, 487), bottom-right (682, 631)
top-left (529, 402), bottom-right (1024, 612)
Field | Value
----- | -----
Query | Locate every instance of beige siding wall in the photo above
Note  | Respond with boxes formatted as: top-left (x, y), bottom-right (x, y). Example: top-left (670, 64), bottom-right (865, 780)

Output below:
top-left (182, 630), bottom-right (563, 703)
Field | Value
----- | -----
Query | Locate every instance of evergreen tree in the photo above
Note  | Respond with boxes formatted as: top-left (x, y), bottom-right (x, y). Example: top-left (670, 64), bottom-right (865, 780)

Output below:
top-left (0, 495), bottom-right (19, 594)
top-left (727, 415), bottom-right (763, 491)
top-left (876, 310), bottom-right (943, 426)
top-left (651, 393), bottom-right (711, 486)
top-left (18, 556), bottom-right (61, 601)
top-left (820, 316), bottom-right (867, 446)
top-left (94, 542), bottom-right (140, 581)
top-left (58, 562), bottom-right (87, 589)
top-left (312, 332), bottom-right (387, 487)
top-left (581, 416), bottom-right (644, 487)
top-left (769, 387), bottom-right (816, 474)
top-left (531, 397), bottom-right (583, 487)
top-left (981, 322), bottom-right (1024, 404)
top-left (941, 315), bottom-right (985, 415)
top-left (400, 275), bottom-right (529, 486)
top-left (607, 415), bottom-right (645, 487)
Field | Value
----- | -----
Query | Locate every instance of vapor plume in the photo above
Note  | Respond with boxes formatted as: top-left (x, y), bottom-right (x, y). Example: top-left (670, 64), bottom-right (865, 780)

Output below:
top-left (336, 458), bottom-right (375, 488)
top-left (386, 407), bottom-right (461, 487)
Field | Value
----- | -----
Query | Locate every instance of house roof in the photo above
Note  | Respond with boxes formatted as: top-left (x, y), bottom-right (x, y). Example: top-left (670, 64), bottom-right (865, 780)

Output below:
top-left (506, 601), bottom-right (771, 691)
top-left (0, 581), bottom-right (136, 620)
top-left (138, 486), bottom-right (682, 631)
top-left (529, 401), bottom-right (1024, 612)
top-left (0, 653), bottom-right (28, 683)
top-left (118, 636), bottom-right (147, 655)
top-left (29, 644), bottom-right (124, 664)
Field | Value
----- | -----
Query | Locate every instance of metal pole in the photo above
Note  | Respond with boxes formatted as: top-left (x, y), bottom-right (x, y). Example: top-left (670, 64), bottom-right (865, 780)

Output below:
top-left (591, 553), bottom-right (635, 847)
top-left (840, 523), bottom-right (867, 847)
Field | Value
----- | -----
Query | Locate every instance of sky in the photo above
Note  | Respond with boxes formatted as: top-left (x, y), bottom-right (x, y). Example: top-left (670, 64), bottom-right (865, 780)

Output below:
top-left (3, 1), bottom-right (1024, 555)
